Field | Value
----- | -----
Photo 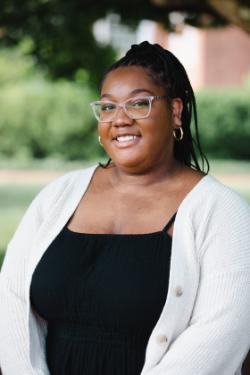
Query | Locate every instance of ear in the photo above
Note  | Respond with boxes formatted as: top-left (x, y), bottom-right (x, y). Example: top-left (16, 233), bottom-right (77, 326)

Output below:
top-left (171, 98), bottom-right (183, 128)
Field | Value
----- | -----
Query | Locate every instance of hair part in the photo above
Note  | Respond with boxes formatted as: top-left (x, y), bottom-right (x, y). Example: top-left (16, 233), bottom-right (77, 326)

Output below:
top-left (99, 41), bottom-right (209, 173)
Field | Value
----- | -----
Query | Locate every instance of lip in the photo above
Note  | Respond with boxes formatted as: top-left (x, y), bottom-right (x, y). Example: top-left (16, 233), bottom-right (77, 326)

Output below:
top-left (112, 134), bottom-right (141, 148)
top-left (112, 132), bottom-right (141, 140)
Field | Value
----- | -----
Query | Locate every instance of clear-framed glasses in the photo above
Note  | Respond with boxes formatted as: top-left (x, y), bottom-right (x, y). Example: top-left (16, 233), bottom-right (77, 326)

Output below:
top-left (90, 95), bottom-right (167, 123)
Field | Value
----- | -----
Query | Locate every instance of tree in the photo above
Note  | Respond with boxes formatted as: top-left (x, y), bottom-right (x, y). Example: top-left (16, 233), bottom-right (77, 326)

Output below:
top-left (149, 0), bottom-right (250, 32)
top-left (0, 0), bottom-right (249, 85)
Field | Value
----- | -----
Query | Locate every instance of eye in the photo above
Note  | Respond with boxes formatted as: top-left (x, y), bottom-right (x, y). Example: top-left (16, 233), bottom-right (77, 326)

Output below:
top-left (129, 98), bottom-right (149, 108)
top-left (100, 102), bottom-right (116, 112)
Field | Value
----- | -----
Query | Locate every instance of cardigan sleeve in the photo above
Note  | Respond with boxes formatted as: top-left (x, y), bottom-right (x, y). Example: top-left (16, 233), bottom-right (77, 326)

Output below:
top-left (0, 168), bottom-right (94, 374)
top-left (147, 188), bottom-right (250, 375)
top-left (0, 173), bottom-right (69, 375)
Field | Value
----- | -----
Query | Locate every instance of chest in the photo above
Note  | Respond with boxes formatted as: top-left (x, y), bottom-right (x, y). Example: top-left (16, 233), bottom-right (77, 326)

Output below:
top-left (69, 185), bottom-right (181, 234)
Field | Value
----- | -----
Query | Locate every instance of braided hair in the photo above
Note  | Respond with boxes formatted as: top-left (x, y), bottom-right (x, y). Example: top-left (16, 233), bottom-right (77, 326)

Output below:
top-left (100, 41), bottom-right (209, 173)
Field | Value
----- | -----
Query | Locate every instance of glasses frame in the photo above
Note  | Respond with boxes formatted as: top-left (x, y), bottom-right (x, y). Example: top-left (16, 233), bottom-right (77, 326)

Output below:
top-left (90, 95), bottom-right (167, 123)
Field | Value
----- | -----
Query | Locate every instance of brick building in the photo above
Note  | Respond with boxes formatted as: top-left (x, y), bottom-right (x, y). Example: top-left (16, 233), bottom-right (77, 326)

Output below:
top-left (152, 23), bottom-right (250, 89)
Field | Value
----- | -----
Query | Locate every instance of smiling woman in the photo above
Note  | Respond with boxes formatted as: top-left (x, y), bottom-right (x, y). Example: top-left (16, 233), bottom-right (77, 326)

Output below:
top-left (96, 66), bottom-right (176, 173)
top-left (0, 41), bottom-right (250, 375)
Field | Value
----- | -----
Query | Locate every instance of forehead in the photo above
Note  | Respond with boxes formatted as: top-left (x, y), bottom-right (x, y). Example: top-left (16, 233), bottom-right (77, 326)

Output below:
top-left (101, 66), bottom-right (164, 99)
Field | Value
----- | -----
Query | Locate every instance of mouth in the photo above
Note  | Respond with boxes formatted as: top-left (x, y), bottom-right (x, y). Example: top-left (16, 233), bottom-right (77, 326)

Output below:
top-left (115, 135), bottom-right (140, 142)
top-left (112, 134), bottom-right (141, 148)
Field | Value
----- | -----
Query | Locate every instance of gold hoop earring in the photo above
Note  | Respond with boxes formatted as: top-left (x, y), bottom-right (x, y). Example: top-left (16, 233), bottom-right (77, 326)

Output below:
top-left (173, 127), bottom-right (184, 141)
top-left (98, 136), bottom-right (103, 146)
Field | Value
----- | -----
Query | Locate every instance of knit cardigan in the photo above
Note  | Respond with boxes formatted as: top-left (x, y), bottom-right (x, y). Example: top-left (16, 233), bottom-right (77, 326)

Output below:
top-left (0, 165), bottom-right (250, 375)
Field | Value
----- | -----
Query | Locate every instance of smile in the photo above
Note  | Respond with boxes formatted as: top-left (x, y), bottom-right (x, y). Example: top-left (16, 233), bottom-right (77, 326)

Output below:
top-left (112, 134), bottom-right (141, 148)
top-left (116, 135), bottom-right (139, 142)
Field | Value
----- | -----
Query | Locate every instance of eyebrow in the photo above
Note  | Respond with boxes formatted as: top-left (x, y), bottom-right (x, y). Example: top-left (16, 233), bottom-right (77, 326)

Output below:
top-left (100, 88), bottom-right (155, 100)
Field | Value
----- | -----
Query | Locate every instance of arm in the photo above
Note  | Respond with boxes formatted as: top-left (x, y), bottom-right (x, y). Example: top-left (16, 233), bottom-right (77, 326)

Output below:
top-left (0, 168), bottom-right (94, 374)
top-left (0, 189), bottom-right (51, 375)
top-left (149, 191), bottom-right (250, 375)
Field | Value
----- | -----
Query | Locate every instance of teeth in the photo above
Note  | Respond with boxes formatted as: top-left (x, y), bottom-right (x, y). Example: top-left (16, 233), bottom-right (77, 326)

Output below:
top-left (116, 135), bottom-right (138, 142)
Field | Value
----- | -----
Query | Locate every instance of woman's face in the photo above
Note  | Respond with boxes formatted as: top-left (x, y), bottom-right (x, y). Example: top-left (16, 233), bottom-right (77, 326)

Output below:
top-left (99, 66), bottom-right (181, 172)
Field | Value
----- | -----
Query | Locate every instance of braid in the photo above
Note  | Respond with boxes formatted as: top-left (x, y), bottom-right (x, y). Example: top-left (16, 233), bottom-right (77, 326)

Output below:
top-left (100, 41), bottom-right (209, 173)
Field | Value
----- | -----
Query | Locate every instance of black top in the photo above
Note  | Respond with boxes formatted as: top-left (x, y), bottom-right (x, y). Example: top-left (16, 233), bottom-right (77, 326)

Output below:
top-left (30, 214), bottom-right (175, 375)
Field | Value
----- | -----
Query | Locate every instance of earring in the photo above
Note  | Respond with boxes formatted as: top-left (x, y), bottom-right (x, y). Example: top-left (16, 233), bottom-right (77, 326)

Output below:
top-left (173, 127), bottom-right (184, 141)
top-left (98, 136), bottom-right (103, 146)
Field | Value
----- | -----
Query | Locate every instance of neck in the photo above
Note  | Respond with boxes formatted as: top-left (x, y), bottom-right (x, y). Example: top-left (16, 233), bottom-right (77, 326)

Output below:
top-left (108, 159), bottom-right (182, 190)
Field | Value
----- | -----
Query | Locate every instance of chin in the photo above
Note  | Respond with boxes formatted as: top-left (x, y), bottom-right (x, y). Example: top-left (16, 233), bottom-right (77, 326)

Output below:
top-left (113, 155), bottom-right (144, 170)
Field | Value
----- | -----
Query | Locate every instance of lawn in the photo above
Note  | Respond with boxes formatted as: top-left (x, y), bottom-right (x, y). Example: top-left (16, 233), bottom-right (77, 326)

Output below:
top-left (0, 159), bottom-right (249, 268)
top-left (0, 182), bottom-right (45, 267)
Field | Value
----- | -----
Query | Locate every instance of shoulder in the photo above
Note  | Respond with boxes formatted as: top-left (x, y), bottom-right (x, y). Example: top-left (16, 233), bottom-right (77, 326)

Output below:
top-left (182, 174), bottom-right (249, 216)
top-left (30, 164), bottom-right (98, 215)
top-left (180, 175), bottom-right (250, 262)
top-left (4, 165), bottom-right (98, 249)
top-left (177, 174), bottom-right (250, 244)
top-left (40, 164), bottom-right (97, 193)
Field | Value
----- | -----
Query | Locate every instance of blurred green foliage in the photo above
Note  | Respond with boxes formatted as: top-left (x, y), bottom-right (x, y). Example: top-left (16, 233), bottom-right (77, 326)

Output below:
top-left (0, 85), bottom-right (249, 161)
top-left (0, 80), bottom-right (105, 160)
top-left (197, 87), bottom-right (250, 159)
top-left (0, 45), bottom-right (249, 161)
top-left (0, 45), bottom-right (107, 160)
top-left (0, 0), bottom-right (230, 87)
top-left (0, 1), bottom-right (119, 87)
top-left (0, 41), bottom-right (39, 85)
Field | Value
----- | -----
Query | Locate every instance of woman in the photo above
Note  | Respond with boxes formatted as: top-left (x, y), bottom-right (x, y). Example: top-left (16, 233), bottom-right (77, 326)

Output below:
top-left (0, 41), bottom-right (249, 375)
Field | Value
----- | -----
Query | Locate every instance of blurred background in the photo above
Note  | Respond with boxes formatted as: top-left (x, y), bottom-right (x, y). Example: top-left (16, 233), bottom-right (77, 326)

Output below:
top-left (0, 2), bottom-right (249, 263)
top-left (0, 0), bottom-right (250, 371)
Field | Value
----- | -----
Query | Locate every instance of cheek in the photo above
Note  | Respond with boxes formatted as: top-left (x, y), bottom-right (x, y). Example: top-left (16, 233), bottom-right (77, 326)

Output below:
top-left (147, 110), bottom-right (173, 137)
top-left (98, 123), bottom-right (109, 138)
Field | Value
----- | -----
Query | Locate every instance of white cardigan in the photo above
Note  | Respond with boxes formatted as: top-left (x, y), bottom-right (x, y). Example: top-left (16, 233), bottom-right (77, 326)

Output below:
top-left (0, 165), bottom-right (250, 375)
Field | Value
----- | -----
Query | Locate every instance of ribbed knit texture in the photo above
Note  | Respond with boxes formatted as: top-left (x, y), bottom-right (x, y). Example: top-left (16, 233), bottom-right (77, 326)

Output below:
top-left (1, 165), bottom-right (250, 375)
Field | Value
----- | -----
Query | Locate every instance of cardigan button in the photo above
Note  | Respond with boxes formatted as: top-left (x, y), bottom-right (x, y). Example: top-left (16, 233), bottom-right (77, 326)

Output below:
top-left (174, 286), bottom-right (183, 297)
top-left (156, 334), bottom-right (168, 344)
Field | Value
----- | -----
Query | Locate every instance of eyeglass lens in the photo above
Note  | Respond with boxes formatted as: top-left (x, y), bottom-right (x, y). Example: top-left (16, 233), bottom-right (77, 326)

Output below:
top-left (94, 97), bottom-right (151, 122)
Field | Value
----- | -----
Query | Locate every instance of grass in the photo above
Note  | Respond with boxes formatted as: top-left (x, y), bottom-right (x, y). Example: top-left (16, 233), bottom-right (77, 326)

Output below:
top-left (209, 160), bottom-right (250, 202)
top-left (0, 157), bottom-right (94, 171)
top-left (209, 159), bottom-right (250, 174)
top-left (0, 183), bottom-right (45, 267)
top-left (0, 159), bottom-right (249, 268)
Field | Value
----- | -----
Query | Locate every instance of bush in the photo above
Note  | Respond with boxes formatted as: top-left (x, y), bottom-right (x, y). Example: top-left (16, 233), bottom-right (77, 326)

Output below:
top-left (0, 80), bottom-right (106, 160)
top-left (0, 76), bottom-right (249, 161)
top-left (0, 42), bottom-right (39, 86)
top-left (196, 89), bottom-right (250, 159)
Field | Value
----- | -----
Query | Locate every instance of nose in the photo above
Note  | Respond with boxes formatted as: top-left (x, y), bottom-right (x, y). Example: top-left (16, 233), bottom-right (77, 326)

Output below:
top-left (112, 105), bottom-right (134, 126)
